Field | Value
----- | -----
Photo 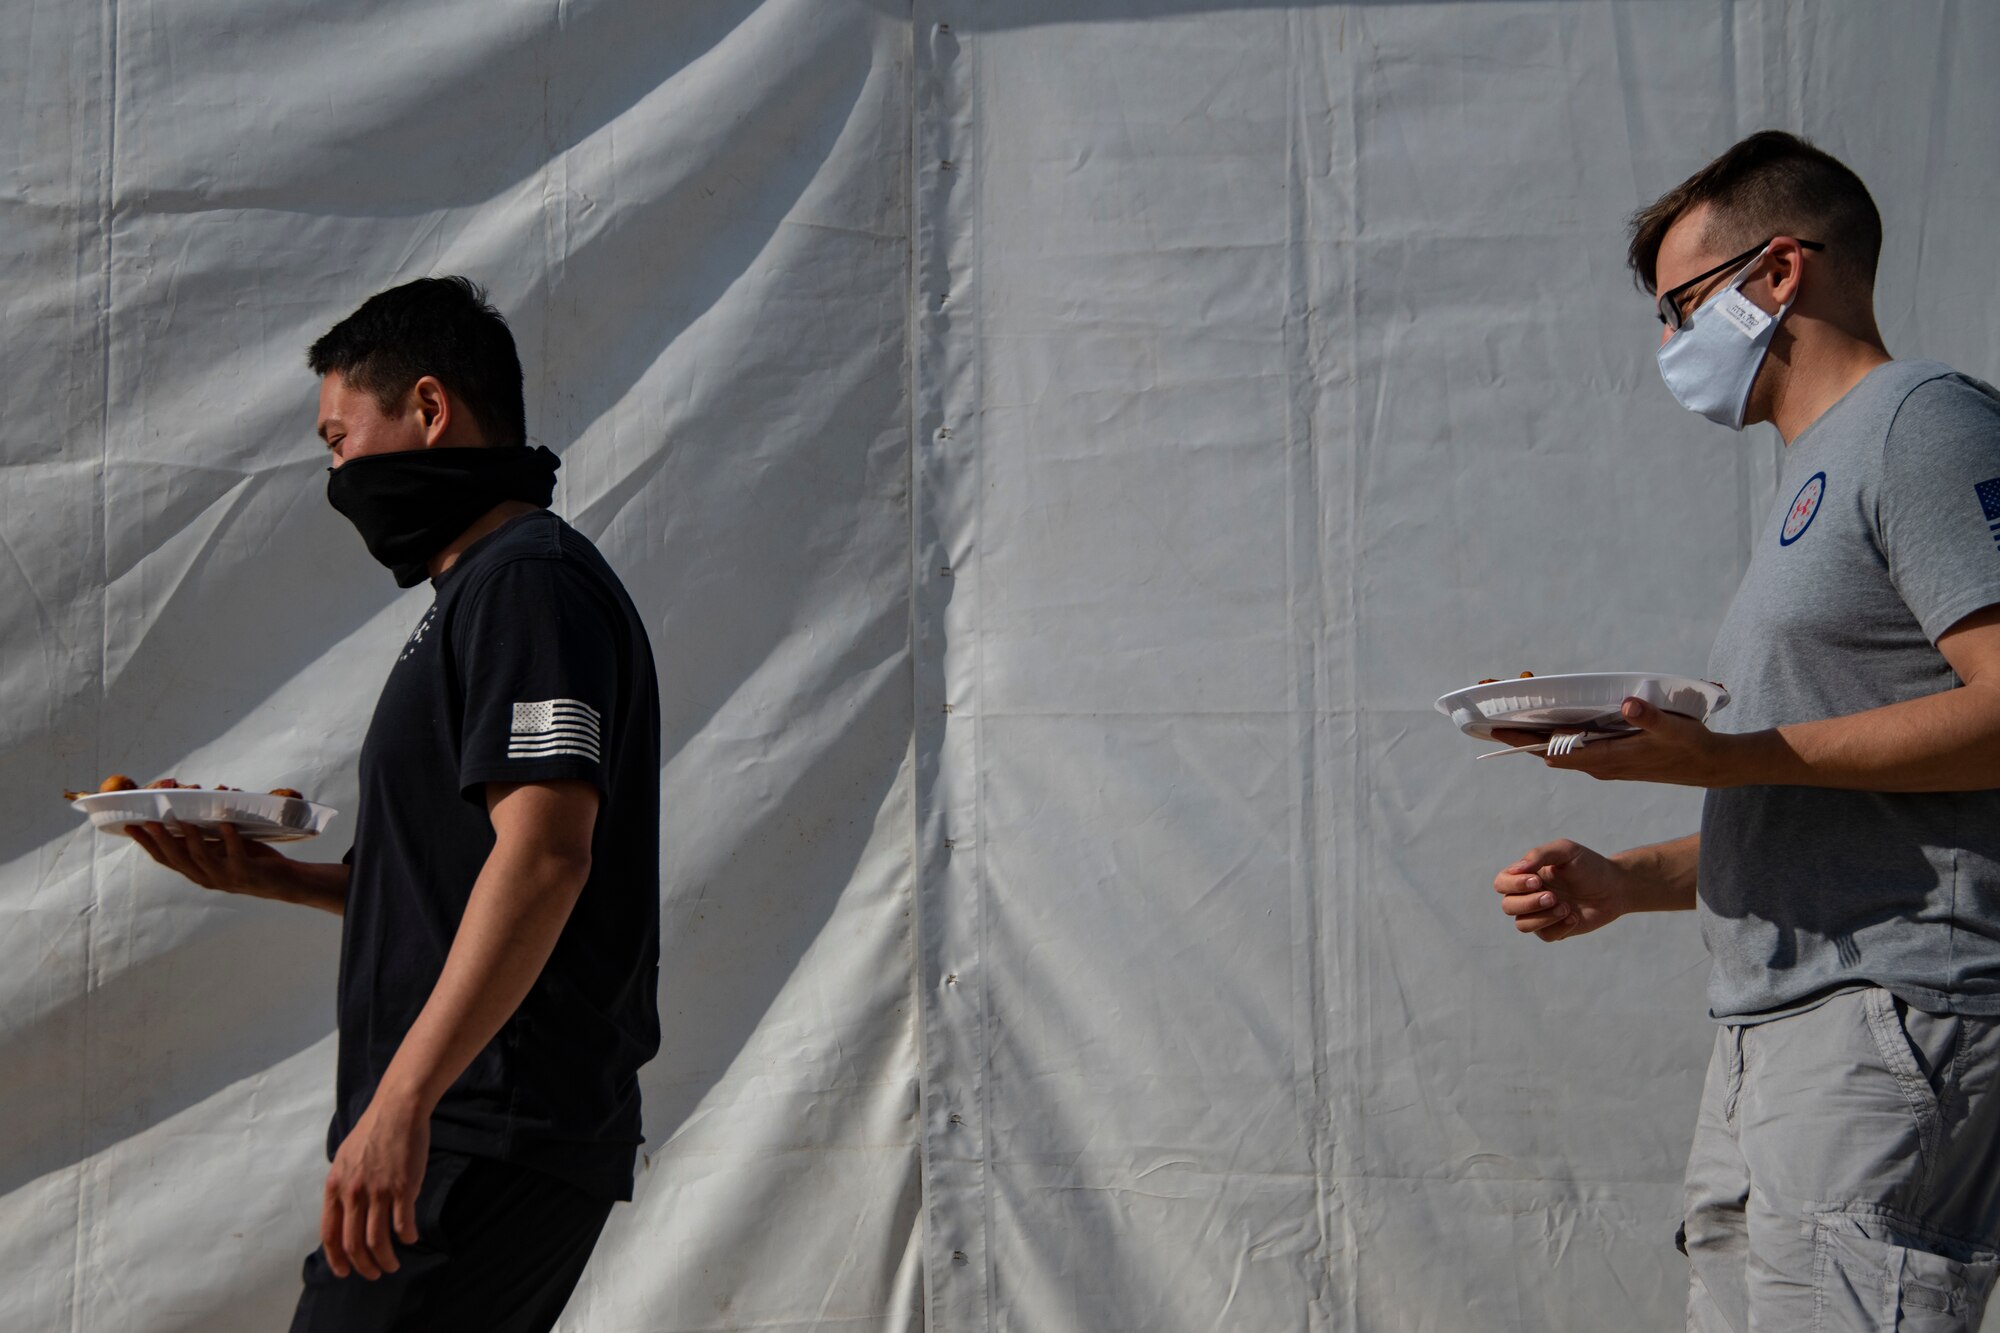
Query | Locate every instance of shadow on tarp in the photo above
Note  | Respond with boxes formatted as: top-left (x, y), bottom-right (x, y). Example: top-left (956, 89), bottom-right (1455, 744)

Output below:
top-left (0, 906), bottom-right (339, 1199)
top-left (861, 0), bottom-right (1590, 26)
top-left (638, 628), bottom-right (914, 1142)
top-left (130, 1), bottom-right (770, 220)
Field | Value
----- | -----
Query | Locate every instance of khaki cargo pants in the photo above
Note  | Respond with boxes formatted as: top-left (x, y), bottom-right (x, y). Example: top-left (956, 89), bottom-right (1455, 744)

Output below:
top-left (1683, 987), bottom-right (2000, 1331)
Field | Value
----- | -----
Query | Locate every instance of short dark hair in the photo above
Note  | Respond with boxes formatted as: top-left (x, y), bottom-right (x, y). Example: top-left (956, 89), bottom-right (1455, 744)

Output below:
top-left (1627, 130), bottom-right (1882, 296)
top-left (307, 276), bottom-right (526, 448)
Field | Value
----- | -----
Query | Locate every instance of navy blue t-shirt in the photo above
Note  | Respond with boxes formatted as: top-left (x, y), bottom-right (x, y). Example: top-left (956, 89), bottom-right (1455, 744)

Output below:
top-left (333, 507), bottom-right (661, 1201)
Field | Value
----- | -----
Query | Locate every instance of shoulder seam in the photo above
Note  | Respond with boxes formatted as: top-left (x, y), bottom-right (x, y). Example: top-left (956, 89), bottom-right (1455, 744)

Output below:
top-left (456, 545), bottom-right (597, 607)
top-left (448, 517), bottom-right (575, 597)
top-left (1876, 369), bottom-right (1959, 512)
top-left (1881, 370), bottom-right (1958, 448)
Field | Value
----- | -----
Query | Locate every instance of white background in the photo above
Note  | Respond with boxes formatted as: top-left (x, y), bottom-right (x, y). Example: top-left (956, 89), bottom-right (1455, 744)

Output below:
top-left (3, 2), bottom-right (1996, 1329)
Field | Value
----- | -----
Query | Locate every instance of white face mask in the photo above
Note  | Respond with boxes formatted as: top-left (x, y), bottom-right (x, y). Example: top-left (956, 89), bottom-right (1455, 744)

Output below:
top-left (1655, 248), bottom-right (1791, 431)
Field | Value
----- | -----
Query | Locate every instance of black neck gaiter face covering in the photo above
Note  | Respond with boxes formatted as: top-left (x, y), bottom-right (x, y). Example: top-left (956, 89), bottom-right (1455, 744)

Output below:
top-left (326, 445), bottom-right (561, 587)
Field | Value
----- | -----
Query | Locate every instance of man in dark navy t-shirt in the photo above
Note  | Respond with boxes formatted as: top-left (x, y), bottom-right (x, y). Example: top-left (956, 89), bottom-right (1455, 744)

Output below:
top-left (130, 277), bottom-right (660, 1333)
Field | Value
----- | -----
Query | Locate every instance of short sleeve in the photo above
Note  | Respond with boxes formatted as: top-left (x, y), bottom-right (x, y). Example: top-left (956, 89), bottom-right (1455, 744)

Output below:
top-left (1879, 376), bottom-right (2000, 644)
top-left (453, 558), bottom-right (619, 800)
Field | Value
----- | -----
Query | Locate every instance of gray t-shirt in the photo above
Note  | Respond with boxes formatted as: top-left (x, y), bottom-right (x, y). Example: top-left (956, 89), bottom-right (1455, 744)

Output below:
top-left (1702, 358), bottom-right (2000, 1022)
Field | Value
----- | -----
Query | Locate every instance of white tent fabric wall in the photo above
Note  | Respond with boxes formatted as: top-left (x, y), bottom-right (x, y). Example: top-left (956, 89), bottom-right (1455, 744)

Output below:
top-left (2, 2), bottom-right (1995, 1330)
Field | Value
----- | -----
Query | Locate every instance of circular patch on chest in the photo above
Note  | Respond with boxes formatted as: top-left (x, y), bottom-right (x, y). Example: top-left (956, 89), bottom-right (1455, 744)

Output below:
top-left (1780, 472), bottom-right (1827, 546)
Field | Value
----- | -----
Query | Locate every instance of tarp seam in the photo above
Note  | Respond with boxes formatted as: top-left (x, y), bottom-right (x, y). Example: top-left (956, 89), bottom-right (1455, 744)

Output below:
top-left (74, 0), bottom-right (121, 1328)
top-left (1281, 12), bottom-right (1335, 1328)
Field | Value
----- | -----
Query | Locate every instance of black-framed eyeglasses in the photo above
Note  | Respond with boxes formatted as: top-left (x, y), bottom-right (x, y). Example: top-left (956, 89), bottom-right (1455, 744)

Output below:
top-left (1657, 238), bottom-right (1824, 331)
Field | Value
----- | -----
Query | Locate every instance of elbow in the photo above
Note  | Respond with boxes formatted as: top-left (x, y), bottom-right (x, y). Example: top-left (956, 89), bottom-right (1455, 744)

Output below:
top-left (551, 847), bottom-right (593, 897)
top-left (526, 844), bottom-right (593, 903)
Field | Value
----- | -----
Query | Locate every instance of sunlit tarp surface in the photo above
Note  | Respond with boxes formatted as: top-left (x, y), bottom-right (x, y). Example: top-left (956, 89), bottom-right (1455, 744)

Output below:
top-left (4, 2), bottom-right (1997, 1329)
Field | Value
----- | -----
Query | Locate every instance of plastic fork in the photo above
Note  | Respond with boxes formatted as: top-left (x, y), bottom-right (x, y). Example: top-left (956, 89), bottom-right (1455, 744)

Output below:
top-left (1546, 731), bottom-right (1591, 758)
top-left (1475, 731), bottom-right (1595, 761)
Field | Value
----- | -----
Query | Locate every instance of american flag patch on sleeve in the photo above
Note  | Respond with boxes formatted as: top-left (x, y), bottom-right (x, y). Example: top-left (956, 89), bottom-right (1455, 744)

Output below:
top-left (1977, 478), bottom-right (2000, 553)
top-left (509, 698), bottom-right (602, 762)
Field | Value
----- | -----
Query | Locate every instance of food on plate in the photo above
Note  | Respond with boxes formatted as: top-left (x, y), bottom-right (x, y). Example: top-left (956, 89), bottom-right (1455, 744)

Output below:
top-left (64, 775), bottom-right (333, 844)
top-left (63, 775), bottom-right (311, 803)
top-left (1519, 671), bottom-right (1535, 678)
top-left (67, 773), bottom-right (138, 801)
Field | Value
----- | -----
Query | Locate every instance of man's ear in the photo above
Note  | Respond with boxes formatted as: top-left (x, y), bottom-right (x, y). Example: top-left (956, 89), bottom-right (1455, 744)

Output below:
top-left (1765, 238), bottom-right (1808, 308)
top-left (412, 376), bottom-right (452, 447)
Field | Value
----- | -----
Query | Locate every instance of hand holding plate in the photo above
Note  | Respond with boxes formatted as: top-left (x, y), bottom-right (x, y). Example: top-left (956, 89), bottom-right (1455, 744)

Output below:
top-left (129, 820), bottom-right (296, 899)
top-left (1538, 697), bottom-right (1742, 787)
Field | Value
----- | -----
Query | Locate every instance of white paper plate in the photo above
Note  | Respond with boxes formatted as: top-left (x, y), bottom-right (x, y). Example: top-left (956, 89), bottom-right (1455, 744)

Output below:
top-left (71, 789), bottom-right (338, 843)
top-left (1434, 672), bottom-right (1729, 743)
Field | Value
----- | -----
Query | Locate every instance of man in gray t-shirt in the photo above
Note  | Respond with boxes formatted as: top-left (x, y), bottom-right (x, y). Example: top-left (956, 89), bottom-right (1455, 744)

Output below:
top-left (1490, 132), bottom-right (2000, 1331)
top-left (1703, 362), bottom-right (2000, 1023)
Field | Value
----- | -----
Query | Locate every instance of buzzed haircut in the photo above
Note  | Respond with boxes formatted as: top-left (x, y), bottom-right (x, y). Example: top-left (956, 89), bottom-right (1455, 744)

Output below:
top-left (1627, 130), bottom-right (1883, 296)
top-left (307, 276), bottom-right (527, 449)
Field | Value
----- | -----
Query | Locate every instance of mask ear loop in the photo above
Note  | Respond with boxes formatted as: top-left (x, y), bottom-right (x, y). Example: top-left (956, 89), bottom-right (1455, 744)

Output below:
top-left (1687, 245), bottom-right (1791, 336)
top-left (1722, 244), bottom-right (1773, 298)
top-left (1741, 244), bottom-right (1801, 328)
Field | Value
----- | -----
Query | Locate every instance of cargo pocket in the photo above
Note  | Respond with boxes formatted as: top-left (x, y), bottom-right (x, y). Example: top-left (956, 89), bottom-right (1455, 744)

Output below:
top-left (1860, 988), bottom-right (1949, 1183)
top-left (1812, 1210), bottom-right (1998, 1332)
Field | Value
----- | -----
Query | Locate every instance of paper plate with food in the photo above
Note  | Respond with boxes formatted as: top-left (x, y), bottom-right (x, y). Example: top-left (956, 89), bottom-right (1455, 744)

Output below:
top-left (1435, 671), bottom-right (1729, 750)
top-left (66, 775), bottom-right (338, 843)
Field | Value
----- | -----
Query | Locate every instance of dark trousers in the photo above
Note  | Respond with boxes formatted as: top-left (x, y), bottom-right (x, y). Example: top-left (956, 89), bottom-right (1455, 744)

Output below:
top-left (289, 1150), bottom-right (614, 1333)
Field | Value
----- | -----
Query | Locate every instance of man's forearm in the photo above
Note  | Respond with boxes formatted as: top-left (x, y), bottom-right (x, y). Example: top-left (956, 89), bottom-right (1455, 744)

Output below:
top-left (1725, 681), bottom-right (2000, 792)
top-left (371, 838), bottom-right (590, 1114)
top-left (270, 861), bottom-right (352, 915)
top-left (1612, 833), bottom-right (1700, 912)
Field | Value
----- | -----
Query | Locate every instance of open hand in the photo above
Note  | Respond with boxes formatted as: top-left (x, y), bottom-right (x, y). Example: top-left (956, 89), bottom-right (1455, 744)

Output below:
top-left (127, 821), bottom-right (296, 899)
top-left (321, 1094), bottom-right (429, 1280)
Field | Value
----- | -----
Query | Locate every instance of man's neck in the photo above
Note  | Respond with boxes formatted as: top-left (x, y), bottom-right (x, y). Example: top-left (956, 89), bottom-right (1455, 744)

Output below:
top-left (429, 500), bottom-right (543, 579)
top-left (1771, 325), bottom-right (1893, 444)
